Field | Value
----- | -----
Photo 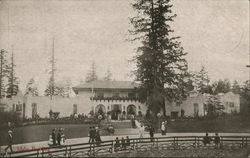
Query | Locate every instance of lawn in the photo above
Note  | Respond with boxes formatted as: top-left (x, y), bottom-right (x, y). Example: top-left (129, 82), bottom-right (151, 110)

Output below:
top-left (166, 115), bottom-right (250, 133)
top-left (0, 124), bottom-right (106, 145)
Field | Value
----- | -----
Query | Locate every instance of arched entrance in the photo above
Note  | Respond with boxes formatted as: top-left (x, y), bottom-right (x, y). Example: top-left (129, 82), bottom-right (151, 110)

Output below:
top-left (95, 104), bottom-right (106, 115)
top-left (111, 104), bottom-right (122, 120)
top-left (127, 104), bottom-right (136, 115)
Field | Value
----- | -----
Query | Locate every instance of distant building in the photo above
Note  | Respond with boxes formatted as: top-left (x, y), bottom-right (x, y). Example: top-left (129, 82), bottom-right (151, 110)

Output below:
top-left (165, 91), bottom-right (240, 118)
top-left (0, 81), bottom-right (240, 120)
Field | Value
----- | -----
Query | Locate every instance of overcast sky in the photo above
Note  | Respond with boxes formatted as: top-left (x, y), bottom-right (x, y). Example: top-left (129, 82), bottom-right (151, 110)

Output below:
top-left (0, 0), bottom-right (249, 94)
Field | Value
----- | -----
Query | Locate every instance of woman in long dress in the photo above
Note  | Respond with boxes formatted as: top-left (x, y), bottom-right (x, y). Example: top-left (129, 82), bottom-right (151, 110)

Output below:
top-left (161, 122), bottom-right (166, 135)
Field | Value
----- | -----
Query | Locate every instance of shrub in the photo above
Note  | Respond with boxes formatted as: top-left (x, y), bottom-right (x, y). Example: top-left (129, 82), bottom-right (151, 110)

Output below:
top-left (0, 111), bottom-right (22, 127)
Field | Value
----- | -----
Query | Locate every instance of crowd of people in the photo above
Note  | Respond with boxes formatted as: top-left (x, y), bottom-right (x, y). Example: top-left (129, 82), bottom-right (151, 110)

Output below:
top-left (114, 136), bottom-right (131, 151)
top-left (48, 128), bottom-right (66, 146)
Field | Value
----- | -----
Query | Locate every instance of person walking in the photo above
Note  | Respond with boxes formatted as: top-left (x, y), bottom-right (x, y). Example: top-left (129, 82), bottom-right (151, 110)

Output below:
top-left (52, 129), bottom-right (56, 146)
top-left (139, 124), bottom-right (144, 141)
top-left (95, 127), bottom-right (102, 145)
top-left (88, 127), bottom-right (94, 143)
top-left (4, 130), bottom-right (13, 154)
top-left (149, 125), bottom-right (155, 142)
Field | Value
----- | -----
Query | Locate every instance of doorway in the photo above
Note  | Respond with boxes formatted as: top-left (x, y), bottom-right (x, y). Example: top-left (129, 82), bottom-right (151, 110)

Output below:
top-left (111, 104), bottom-right (121, 120)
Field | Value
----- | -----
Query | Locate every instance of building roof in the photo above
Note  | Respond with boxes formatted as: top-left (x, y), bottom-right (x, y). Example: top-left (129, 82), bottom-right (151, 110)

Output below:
top-left (73, 80), bottom-right (140, 90)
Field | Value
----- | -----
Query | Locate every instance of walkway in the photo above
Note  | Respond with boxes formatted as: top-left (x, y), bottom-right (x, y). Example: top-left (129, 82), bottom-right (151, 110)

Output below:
top-left (1, 132), bottom-right (250, 153)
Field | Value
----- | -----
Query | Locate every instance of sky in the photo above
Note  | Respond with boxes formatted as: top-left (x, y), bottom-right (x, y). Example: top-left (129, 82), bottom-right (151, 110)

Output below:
top-left (0, 0), bottom-right (249, 95)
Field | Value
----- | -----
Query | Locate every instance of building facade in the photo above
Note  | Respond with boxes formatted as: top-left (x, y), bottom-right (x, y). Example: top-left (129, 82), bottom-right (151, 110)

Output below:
top-left (0, 81), bottom-right (240, 120)
top-left (165, 91), bottom-right (240, 118)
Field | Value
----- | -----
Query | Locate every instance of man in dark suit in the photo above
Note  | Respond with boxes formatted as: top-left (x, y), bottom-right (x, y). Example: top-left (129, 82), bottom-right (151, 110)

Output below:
top-left (5, 130), bottom-right (13, 154)
top-left (52, 129), bottom-right (56, 146)
top-left (57, 129), bottom-right (62, 146)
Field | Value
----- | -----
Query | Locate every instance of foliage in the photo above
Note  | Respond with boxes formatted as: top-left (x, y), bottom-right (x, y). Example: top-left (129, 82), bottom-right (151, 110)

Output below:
top-left (212, 79), bottom-right (231, 94)
top-left (6, 50), bottom-right (19, 98)
top-left (231, 80), bottom-right (241, 94)
top-left (192, 66), bottom-right (210, 93)
top-left (0, 111), bottom-right (22, 127)
top-left (103, 68), bottom-right (112, 81)
top-left (44, 78), bottom-right (64, 97)
top-left (130, 0), bottom-right (189, 116)
top-left (0, 49), bottom-right (9, 98)
top-left (85, 61), bottom-right (98, 83)
top-left (25, 78), bottom-right (39, 96)
top-left (205, 95), bottom-right (224, 117)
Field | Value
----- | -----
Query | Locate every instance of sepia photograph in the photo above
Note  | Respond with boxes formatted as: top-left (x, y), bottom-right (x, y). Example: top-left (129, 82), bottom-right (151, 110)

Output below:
top-left (0, 0), bottom-right (249, 157)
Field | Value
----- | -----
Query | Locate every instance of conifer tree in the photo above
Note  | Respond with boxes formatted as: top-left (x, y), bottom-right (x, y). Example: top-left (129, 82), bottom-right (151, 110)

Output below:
top-left (25, 78), bottom-right (39, 96)
top-left (85, 62), bottom-right (98, 83)
top-left (103, 68), bottom-right (112, 81)
top-left (0, 49), bottom-right (10, 98)
top-left (193, 66), bottom-right (210, 93)
top-left (231, 80), bottom-right (241, 94)
top-left (6, 47), bottom-right (19, 98)
top-left (130, 0), bottom-right (189, 116)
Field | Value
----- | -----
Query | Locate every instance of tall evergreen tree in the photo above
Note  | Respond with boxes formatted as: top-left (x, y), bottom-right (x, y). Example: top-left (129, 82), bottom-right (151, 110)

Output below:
top-left (193, 66), bottom-right (210, 93)
top-left (231, 80), bottom-right (241, 94)
top-left (103, 68), bottom-right (112, 81)
top-left (85, 61), bottom-right (98, 83)
top-left (25, 78), bottom-right (39, 96)
top-left (44, 38), bottom-right (56, 99)
top-left (0, 49), bottom-right (10, 98)
top-left (130, 0), bottom-right (189, 116)
top-left (6, 47), bottom-right (19, 98)
top-left (212, 79), bottom-right (231, 94)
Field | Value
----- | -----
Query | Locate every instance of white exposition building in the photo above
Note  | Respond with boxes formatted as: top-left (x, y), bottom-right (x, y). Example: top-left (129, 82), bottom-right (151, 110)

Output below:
top-left (0, 80), bottom-right (240, 120)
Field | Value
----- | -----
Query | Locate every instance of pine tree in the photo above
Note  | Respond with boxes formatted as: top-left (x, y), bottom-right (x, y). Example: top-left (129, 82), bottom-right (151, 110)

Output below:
top-left (130, 0), bottom-right (189, 116)
top-left (231, 80), bottom-right (241, 94)
top-left (85, 62), bottom-right (98, 83)
top-left (212, 79), bottom-right (231, 94)
top-left (194, 66), bottom-right (210, 93)
top-left (6, 46), bottom-right (19, 98)
top-left (103, 68), bottom-right (112, 81)
top-left (0, 49), bottom-right (10, 98)
top-left (25, 78), bottom-right (39, 96)
top-left (44, 80), bottom-right (64, 97)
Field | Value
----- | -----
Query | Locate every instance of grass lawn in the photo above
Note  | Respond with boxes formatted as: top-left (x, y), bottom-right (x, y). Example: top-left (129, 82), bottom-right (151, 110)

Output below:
top-left (0, 124), bottom-right (107, 145)
top-left (166, 115), bottom-right (250, 133)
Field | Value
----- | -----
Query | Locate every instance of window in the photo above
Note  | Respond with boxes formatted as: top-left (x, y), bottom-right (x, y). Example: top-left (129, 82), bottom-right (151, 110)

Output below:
top-left (16, 104), bottom-right (22, 111)
top-left (73, 104), bottom-right (77, 114)
top-left (128, 93), bottom-right (135, 98)
top-left (229, 102), bottom-right (234, 108)
top-left (194, 103), bottom-right (199, 117)
top-left (138, 106), bottom-right (141, 110)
